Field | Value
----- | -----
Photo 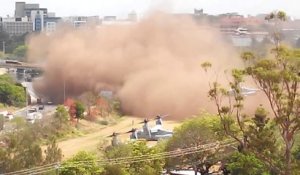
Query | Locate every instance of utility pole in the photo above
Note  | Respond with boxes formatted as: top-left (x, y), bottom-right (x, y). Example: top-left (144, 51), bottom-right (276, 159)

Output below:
top-left (2, 41), bottom-right (5, 54)
top-left (63, 78), bottom-right (66, 102)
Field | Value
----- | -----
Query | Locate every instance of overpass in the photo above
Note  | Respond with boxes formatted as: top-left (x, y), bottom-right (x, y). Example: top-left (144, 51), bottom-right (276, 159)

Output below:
top-left (0, 60), bottom-right (43, 70)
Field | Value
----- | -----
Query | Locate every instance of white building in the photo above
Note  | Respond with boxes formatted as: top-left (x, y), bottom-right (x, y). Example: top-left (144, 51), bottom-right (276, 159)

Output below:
top-left (31, 10), bottom-right (44, 32)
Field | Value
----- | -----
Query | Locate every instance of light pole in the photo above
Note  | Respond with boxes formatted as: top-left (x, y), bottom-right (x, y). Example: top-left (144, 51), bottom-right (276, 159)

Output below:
top-left (2, 41), bottom-right (5, 54)
top-left (63, 78), bottom-right (66, 102)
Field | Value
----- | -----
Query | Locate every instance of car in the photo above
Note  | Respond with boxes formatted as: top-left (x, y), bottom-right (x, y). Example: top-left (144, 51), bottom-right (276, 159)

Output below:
top-left (47, 101), bottom-right (53, 105)
top-left (5, 113), bottom-right (14, 120)
top-left (38, 105), bottom-right (45, 110)
top-left (28, 108), bottom-right (37, 114)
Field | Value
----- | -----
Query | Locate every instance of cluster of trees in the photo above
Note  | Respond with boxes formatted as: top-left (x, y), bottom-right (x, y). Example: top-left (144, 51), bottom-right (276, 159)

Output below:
top-left (64, 98), bottom-right (86, 124)
top-left (0, 31), bottom-right (28, 61)
top-left (0, 118), bottom-right (62, 173)
top-left (202, 11), bottom-right (300, 175)
top-left (79, 91), bottom-right (121, 121)
top-left (0, 74), bottom-right (26, 107)
top-left (60, 141), bottom-right (164, 175)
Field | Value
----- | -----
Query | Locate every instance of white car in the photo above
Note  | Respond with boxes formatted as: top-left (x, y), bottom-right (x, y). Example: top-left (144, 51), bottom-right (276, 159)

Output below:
top-left (26, 112), bottom-right (43, 123)
top-left (0, 111), bottom-right (8, 117)
top-left (6, 113), bottom-right (14, 120)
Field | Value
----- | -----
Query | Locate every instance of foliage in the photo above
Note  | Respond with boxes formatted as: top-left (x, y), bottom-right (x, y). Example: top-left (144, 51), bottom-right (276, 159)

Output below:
top-left (64, 99), bottom-right (86, 123)
top-left (44, 139), bottom-right (63, 164)
top-left (0, 122), bottom-right (62, 173)
top-left (75, 101), bottom-right (85, 122)
top-left (53, 105), bottom-right (70, 130)
top-left (205, 10), bottom-right (299, 175)
top-left (227, 152), bottom-right (270, 175)
top-left (0, 74), bottom-right (25, 107)
top-left (60, 151), bottom-right (101, 175)
top-left (80, 91), bottom-right (98, 120)
top-left (12, 45), bottom-right (27, 59)
top-left (101, 165), bottom-right (129, 175)
top-left (0, 31), bottom-right (28, 55)
top-left (103, 141), bottom-right (164, 175)
top-left (165, 114), bottom-right (224, 173)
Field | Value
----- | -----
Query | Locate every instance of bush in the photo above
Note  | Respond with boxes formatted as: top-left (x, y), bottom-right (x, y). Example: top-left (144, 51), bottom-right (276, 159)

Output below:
top-left (0, 74), bottom-right (25, 107)
top-left (99, 120), bottom-right (109, 125)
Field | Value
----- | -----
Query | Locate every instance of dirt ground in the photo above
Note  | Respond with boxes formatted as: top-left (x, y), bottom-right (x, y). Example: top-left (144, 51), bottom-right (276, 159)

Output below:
top-left (57, 116), bottom-right (180, 160)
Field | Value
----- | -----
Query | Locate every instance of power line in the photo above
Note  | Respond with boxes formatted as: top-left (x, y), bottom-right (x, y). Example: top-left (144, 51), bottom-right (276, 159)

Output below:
top-left (5, 139), bottom-right (237, 175)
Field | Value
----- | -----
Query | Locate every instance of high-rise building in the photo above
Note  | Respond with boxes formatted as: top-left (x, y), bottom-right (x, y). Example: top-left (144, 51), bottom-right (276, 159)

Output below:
top-left (15, 2), bottom-right (26, 18)
top-left (31, 10), bottom-right (44, 31)
top-left (15, 2), bottom-right (47, 18)
top-left (2, 21), bottom-right (33, 36)
top-left (44, 17), bottom-right (61, 33)
top-left (63, 16), bottom-right (100, 28)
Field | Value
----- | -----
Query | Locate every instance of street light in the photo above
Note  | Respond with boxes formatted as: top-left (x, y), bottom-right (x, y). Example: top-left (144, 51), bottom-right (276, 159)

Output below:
top-left (63, 78), bottom-right (66, 102)
top-left (2, 41), bottom-right (5, 54)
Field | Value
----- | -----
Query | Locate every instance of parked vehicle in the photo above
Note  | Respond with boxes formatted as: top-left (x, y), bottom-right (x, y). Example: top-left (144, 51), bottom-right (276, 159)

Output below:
top-left (38, 105), bottom-right (44, 110)
top-left (6, 113), bottom-right (14, 120)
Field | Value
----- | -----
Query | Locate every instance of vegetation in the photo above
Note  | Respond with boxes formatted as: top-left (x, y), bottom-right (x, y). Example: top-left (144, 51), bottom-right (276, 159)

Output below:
top-left (0, 74), bottom-right (26, 107)
top-left (103, 141), bottom-right (164, 175)
top-left (12, 45), bottom-right (27, 59)
top-left (203, 11), bottom-right (300, 175)
top-left (60, 151), bottom-right (101, 175)
top-left (0, 119), bottom-right (62, 173)
top-left (74, 101), bottom-right (85, 123)
top-left (0, 31), bottom-right (28, 61)
top-left (165, 114), bottom-right (224, 174)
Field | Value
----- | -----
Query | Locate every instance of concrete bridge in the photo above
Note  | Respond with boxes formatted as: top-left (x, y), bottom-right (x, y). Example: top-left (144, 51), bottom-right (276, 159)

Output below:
top-left (0, 60), bottom-right (42, 70)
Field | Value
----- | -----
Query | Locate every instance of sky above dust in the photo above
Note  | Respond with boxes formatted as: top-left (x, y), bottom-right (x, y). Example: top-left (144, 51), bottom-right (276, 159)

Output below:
top-left (1, 0), bottom-right (300, 19)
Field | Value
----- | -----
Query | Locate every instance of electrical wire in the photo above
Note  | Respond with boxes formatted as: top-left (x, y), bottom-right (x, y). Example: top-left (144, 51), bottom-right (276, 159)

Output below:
top-left (5, 139), bottom-right (237, 175)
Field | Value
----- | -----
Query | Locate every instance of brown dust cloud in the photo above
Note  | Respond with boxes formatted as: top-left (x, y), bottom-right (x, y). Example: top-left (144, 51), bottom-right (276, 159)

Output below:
top-left (27, 13), bottom-right (249, 119)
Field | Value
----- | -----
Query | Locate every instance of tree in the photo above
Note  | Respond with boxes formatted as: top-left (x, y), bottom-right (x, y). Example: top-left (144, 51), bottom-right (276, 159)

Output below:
top-left (165, 114), bottom-right (224, 174)
top-left (80, 91), bottom-right (98, 120)
top-left (205, 11), bottom-right (299, 175)
top-left (12, 45), bottom-right (27, 60)
top-left (103, 141), bottom-right (164, 175)
top-left (0, 125), bottom-right (44, 173)
top-left (0, 74), bottom-right (25, 107)
top-left (64, 99), bottom-right (85, 123)
top-left (101, 165), bottom-right (129, 175)
top-left (242, 46), bottom-right (299, 175)
top-left (44, 139), bottom-right (63, 164)
top-left (227, 152), bottom-right (270, 175)
top-left (75, 101), bottom-right (85, 123)
top-left (60, 151), bottom-right (101, 175)
top-left (53, 105), bottom-right (70, 130)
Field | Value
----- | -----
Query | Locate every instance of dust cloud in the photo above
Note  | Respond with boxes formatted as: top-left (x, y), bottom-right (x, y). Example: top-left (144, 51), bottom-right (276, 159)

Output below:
top-left (28, 13), bottom-right (246, 119)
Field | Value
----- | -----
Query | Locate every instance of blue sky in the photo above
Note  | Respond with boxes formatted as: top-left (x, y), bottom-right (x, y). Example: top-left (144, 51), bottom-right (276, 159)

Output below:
top-left (1, 0), bottom-right (300, 19)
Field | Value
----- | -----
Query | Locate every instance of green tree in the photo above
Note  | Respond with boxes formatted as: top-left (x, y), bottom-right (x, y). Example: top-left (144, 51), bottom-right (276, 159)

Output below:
top-left (53, 105), bottom-right (69, 130)
top-left (165, 114), bottom-right (224, 174)
top-left (44, 139), bottom-right (63, 164)
top-left (101, 165), bottom-right (129, 175)
top-left (60, 151), bottom-right (101, 175)
top-left (74, 101), bottom-right (85, 123)
top-left (243, 46), bottom-right (299, 175)
top-left (0, 74), bottom-right (25, 107)
top-left (12, 45), bottom-right (27, 60)
top-left (0, 125), bottom-right (43, 173)
top-left (205, 10), bottom-right (299, 175)
top-left (227, 152), bottom-right (270, 175)
top-left (103, 141), bottom-right (164, 175)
